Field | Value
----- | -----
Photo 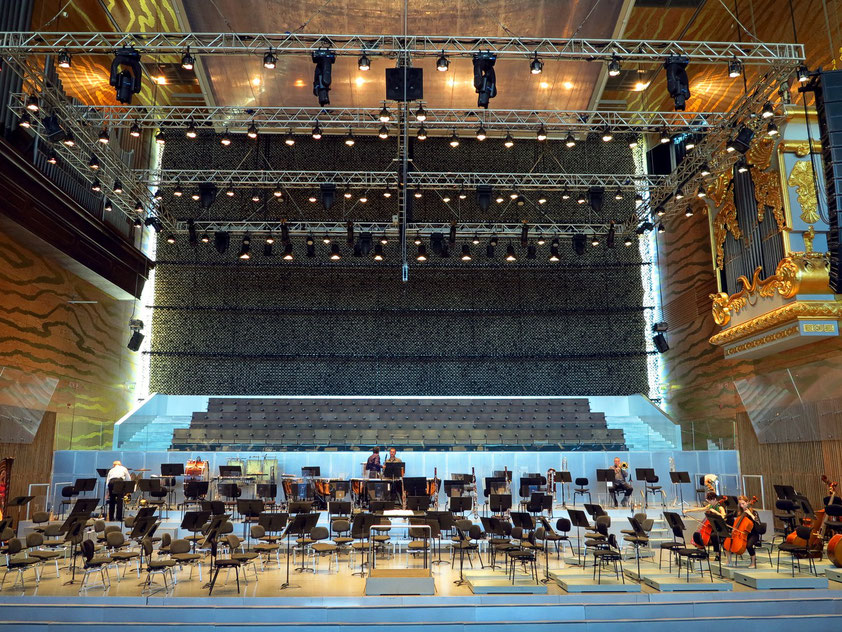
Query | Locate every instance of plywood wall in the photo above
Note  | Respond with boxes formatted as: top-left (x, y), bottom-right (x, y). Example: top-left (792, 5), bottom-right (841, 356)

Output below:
top-left (0, 411), bottom-right (56, 516)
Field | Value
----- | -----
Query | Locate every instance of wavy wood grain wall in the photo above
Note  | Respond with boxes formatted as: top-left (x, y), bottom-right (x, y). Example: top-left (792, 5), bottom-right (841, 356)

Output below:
top-left (0, 228), bottom-right (138, 450)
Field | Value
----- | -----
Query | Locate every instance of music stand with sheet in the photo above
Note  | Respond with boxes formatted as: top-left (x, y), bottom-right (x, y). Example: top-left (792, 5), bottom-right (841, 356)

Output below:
top-left (7, 496), bottom-right (34, 536)
top-left (331, 480), bottom-right (350, 500)
top-left (449, 495), bottom-right (472, 516)
top-left (774, 484), bottom-right (796, 501)
top-left (407, 496), bottom-right (430, 512)
top-left (490, 493), bottom-right (512, 515)
top-left (669, 471), bottom-right (692, 512)
top-left (443, 480), bottom-right (466, 497)
top-left (181, 510), bottom-right (211, 553)
top-left (511, 511), bottom-right (535, 531)
top-left (557, 471), bottom-right (572, 506)
top-left (383, 462), bottom-right (405, 479)
top-left (258, 512), bottom-right (289, 540)
top-left (567, 508), bottom-right (591, 566)
top-left (219, 465), bottom-right (242, 477)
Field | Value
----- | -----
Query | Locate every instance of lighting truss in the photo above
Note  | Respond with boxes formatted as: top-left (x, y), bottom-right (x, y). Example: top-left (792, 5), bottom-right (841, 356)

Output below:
top-left (138, 169), bottom-right (669, 190)
top-left (27, 101), bottom-right (729, 134)
top-left (0, 32), bottom-right (805, 64)
top-left (181, 220), bottom-right (616, 237)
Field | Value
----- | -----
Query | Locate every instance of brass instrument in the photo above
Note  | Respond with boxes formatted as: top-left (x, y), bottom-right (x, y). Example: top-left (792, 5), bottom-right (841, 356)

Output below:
top-left (621, 462), bottom-right (629, 470)
top-left (547, 468), bottom-right (556, 517)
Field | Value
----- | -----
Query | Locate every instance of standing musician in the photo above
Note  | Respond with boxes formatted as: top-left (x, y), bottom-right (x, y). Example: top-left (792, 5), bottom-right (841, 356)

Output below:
top-left (106, 460), bottom-right (131, 521)
top-left (385, 448), bottom-right (403, 465)
top-left (365, 447), bottom-right (382, 478)
top-left (728, 495), bottom-right (761, 568)
top-left (688, 490), bottom-right (727, 557)
top-left (384, 448), bottom-right (404, 503)
top-left (610, 457), bottom-right (633, 507)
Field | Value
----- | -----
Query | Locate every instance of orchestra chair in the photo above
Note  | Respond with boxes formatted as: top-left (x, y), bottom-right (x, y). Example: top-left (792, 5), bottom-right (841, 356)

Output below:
top-left (78, 538), bottom-right (111, 591)
top-left (505, 528), bottom-right (537, 584)
top-left (622, 516), bottom-right (651, 579)
top-left (159, 533), bottom-right (172, 556)
top-left (226, 534), bottom-right (260, 581)
top-left (328, 500), bottom-right (351, 521)
top-left (41, 524), bottom-right (66, 552)
top-left (772, 499), bottom-right (798, 545)
top-left (591, 533), bottom-right (625, 584)
top-left (330, 519), bottom-right (353, 556)
top-left (348, 513), bottom-right (373, 573)
top-left (777, 526), bottom-right (819, 576)
top-left (250, 525), bottom-right (281, 567)
top-left (824, 503), bottom-right (842, 537)
top-left (59, 484), bottom-right (79, 518)
top-left (371, 518), bottom-right (393, 562)
top-left (552, 518), bottom-right (573, 559)
top-left (695, 476), bottom-right (708, 505)
top-left (208, 538), bottom-right (241, 595)
top-left (169, 538), bottom-right (203, 580)
top-left (309, 526), bottom-right (338, 573)
top-left (407, 518), bottom-right (437, 567)
top-left (573, 478), bottom-right (591, 505)
top-left (30, 511), bottom-right (51, 533)
top-left (644, 474), bottom-right (665, 508)
top-left (537, 516), bottom-right (568, 559)
top-left (105, 530), bottom-right (140, 579)
top-left (660, 512), bottom-right (688, 572)
top-left (140, 538), bottom-right (176, 594)
top-left (25, 532), bottom-right (62, 579)
top-left (1, 538), bottom-right (42, 590)
top-left (661, 512), bottom-right (713, 582)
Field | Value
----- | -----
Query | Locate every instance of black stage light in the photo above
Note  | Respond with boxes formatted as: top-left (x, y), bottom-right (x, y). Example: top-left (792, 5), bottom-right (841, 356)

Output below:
top-left (46, 150), bottom-right (58, 164)
top-left (214, 231), bottom-right (230, 254)
top-left (572, 234), bottom-right (586, 256)
top-left (321, 183), bottom-right (336, 210)
top-left (653, 332), bottom-right (669, 353)
top-left (358, 53), bottom-right (371, 71)
top-left (330, 243), bottom-right (341, 260)
top-left (42, 114), bottom-right (66, 143)
top-left (263, 49), bottom-right (276, 69)
top-left (461, 244), bottom-right (472, 261)
top-left (25, 94), bottom-right (39, 112)
top-left (127, 330), bottom-right (144, 352)
top-left (529, 53), bottom-right (543, 75)
top-left (238, 235), bottom-right (251, 260)
top-left (416, 243), bottom-right (428, 261)
top-left (282, 243), bottom-right (294, 260)
top-left (608, 54), bottom-right (621, 77)
top-left (312, 122), bottom-right (322, 139)
top-left (181, 47), bottom-right (194, 70)
top-left (476, 185), bottom-right (492, 211)
top-left (437, 53), bottom-right (450, 71)
top-left (98, 128), bottom-right (110, 144)
top-left (90, 178), bottom-right (101, 192)
top-left (109, 47), bottom-right (143, 104)
top-left (358, 232), bottom-right (373, 256)
top-left (166, 234), bottom-right (176, 244)
top-left (307, 237), bottom-right (316, 258)
top-left (199, 183), bottom-right (218, 209)
top-left (664, 55), bottom-right (690, 111)
top-left (57, 49), bottom-right (71, 68)
top-left (62, 132), bottom-right (75, 147)
top-left (588, 187), bottom-right (605, 212)
top-left (505, 244), bottom-right (516, 262)
top-left (728, 57), bottom-right (742, 78)
top-left (416, 125), bottom-right (427, 140)
top-left (104, 199), bottom-right (112, 212)
top-left (373, 244), bottom-right (384, 261)
top-left (607, 223), bottom-right (616, 248)
top-left (130, 122), bottom-right (141, 137)
top-left (312, 49), bottom-right (336, 106)
top-left (731, 126), bottom-right (754, 154)
top-left (18, 111), bottom-right (31, 128)
top-left (472, 52), bottom-right (497, 109)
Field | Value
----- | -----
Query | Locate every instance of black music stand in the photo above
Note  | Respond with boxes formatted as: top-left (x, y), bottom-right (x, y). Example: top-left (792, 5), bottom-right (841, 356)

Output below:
top-left (237, 499), bottom-right (265, 545)
top-left (129, 514), bottom-right (159, 543)
top-left (257, 483), bottom-right (278, 507)
top-left (288, 501), bottom-right (312, 514)
top-left (511, 511), bottom-right (536, 532)
top-left (281, 512), bottom-right (320, 588)
top-left (370, 500), bottom-right (397, 513)
top-left (383, 463), bottom-right (405, 480)
top-left (96, 468), bottom-right (110, 511)
top-left (7, 496), bottom-right (34, 536)
top-left (407, 496), bottom-right (430, 512)
top-left (60, 512), bottom-right (90, 585)
top-left (301, 466), bottom-right (320, 477)
top-left (567, 508), bottom-right (591, 567)
top-left (444, 480), bottom-right (466, 497)
top-left (181, 510), bottom-right (211, 553)
top-left (427, 511), bottom-right (453, 565)
top-left (160, 464), bottom-right (184, 509)
top-left (202, 513), bottom-right (233, 594)
top-left (490, 493), bottom-right (512, 515)
top-left (669, 471), bottom-right (691, 514)
top-left (258, 512), bottom-right (289, 541)
top-left (557, 471), bottom-right (572, 507)
top-left (449, 495), bottom-right (472, 517)
top-left (774, 484), bottom-right (796, 501)
top-left (219, 465), bottom-right (242, 477)
top-left (74, 477), bottom-right (97, 498)
top-left (452, 521), bottom-right (474, 586)
top-left (595, 469), bottom-right (613, 505)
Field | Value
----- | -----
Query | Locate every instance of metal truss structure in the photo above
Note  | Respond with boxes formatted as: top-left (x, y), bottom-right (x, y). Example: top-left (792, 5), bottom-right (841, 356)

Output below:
top-left (0, 32), bottom-right (804, 64)
top-left (182, 220), bottom-right (616, 238)
top-left (138, 169), bottom-right (668, 190)
top-left (12, 99), bottom-right (729, 134)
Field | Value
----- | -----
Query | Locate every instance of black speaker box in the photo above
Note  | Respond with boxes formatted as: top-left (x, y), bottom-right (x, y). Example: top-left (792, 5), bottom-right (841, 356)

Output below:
top-left (127, 331), bottom-right (144, 352)
top-left (815, 71), bottom-right (842, 291)
top-left (385, 67), bottom-right (423, 101)
top-left (653, 333), bottom-right (669, 353)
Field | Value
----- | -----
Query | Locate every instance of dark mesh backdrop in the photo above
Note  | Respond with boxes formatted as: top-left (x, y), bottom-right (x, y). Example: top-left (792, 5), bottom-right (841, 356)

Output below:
top-left (148, 130), bottom-right (650, 395)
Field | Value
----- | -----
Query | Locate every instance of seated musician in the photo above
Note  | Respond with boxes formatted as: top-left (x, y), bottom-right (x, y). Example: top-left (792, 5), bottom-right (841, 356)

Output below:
top-left (385, 448), bottom-right (403, 464)
top-left (365, 447), bottom-right (382, 478)
top-left (728, 495), bottom-right (761, 568)
top-left (688, 490), bottom-right (727, 557)
top-left (610, 457), bottom-right (632, 507)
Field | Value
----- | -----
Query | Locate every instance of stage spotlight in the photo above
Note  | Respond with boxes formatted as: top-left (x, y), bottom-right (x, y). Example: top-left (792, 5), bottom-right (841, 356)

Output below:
top-left (312, 122), bottom-right (322, 139)
top-left (737, 159), bottom-right (749, 174)
top-left (57, 49), bottom-right (71, 68)
top-left (472, 52), bottom-right (497, 109)
top-left (186, 120), bottom-right (197, 139)
top-left (191, 190), bottom-right (200, 201)
top-left (442, 193), bottom-right (452, 203)
top-left (461, 244), bottom-right (472, 261)
top-left (614, 188), bottom-right (623, 201)
top-left (359, 194), bottom-right (368, 203)
top-left (113, 179), bottom-right (124, 194)
top-left (675, 188), bottom-right (684, 200)
top-left (549, 243), bottom-right (560, 262)
top-left (127, 320), bottom-right (144, 352)
top-left (284, 133), bottom-right (295, 146)
top-left (98, 128), bottom-right (110, 144)
top-left (199, 183), bottom-right (218, 208)
top-left (46, 151), bottom-right (58, 165)
top-left (358, 53), bottom-right (371, 71)
top-left (655, 205), bottom-right (665, 217)
top-left (476, 185), bottom-right (492, 211)
top-left (166, 234), bottom-right (176, 244)
top-left (762, 102), bottom-right (774, 119)
top-left (530, 53), bottom-right (543, 74)
top-left (344, 191), bottom-right (352, 199)
top-left (62, 132), bottom-right (75, 147)
top-left (379, 105), bottom-right (391, 122)
top-left (220, 129), bottom-right (232, 146)
top-left (685, 136), bottom-right (695, 150)
top-left (476, 124), bottom-right (486, 141)
top-left (238, 235), bottom-right (251, 260)
top-left (134, 200), bottom-right (143, 213)
top-left (608, 54), bottom-right (621, 77)
top-left (225, 186), bottom-right (235, 197)
top-left (797, 65), bottom-right (809, 83)
top-left (312, 49), bottom-right (336, 106)
top-left (415, 105), bottom-right (427, 121)
top-left (416, 243), bottom-right (428, 261)
top-left (416, 125), bottom-right (427, 140)
top-left (685, 207), bottom-right (694, 217)
top-left (104, 199), bottom-right (113, 212)
top-left (155, 129), bottom-right (165, 145)
top-left (132, 217), bottom-right (143, 228)
top-left (373, 243), bottom-right (385, 261)
top-left (659, 127), bottom-right (670, 144)
top-left (537, 125), bottom-right (547, 141)
top-left (153, 188), bottom-right (162, 201)
top-left (90, 178), bottom-right (101, 192)
top-left (496, 194), bottom-right (504, 203)
top-left (88, 154), bottom-right (100, 170)
top-left (664, 55), bottom-right (690, 111)
top-left (624, 235), bottom-right (633, 246)
top-left (307, 236), bottom-right (316, 258)
top-left (697, 185), bottom-right (707, 198)
top-left (266, 233), bottom-right (275, 245)
top-left (18, 112), bottom-right (31, 128)
top-left (726, 140), bottom-right (736, 153)
top-left (629, 137), bottom-right (639, 149)
top-left (471, 234), bottom-right (480, 245)
top-left (25, 94), bottom-right (39, 112)
top-left (378, 125), bottom-right (389, 139)
top-left (449, 132), bottom-right (460, 147)
top-left (436, 53), bottom-right (450, 71)
top-left (345, 130), bottom-right (355, 146)
top-left (634, 193), bottom-right (643, 205)
top-left (588, 187), bottom-right (604, 211)
top-left (380, 234), bottom-right (389, 245)
top-left (247, 122), bottom-right (258, 139)
top-left (572, 234), bottom-right (586, 255)
top-left (383, 189), bottom-right (393, 198)
top-left (41, 115), bottom-right (65, 142)
top-left (728, 57), bottom-right (742, 78)
top-left (489, 235), bottom-right (498, 247)
top-left (414, 187), bottom-right (423, 199)
top-left (200, 232), bottom-right (210, 243)
top-left (504, 132), bottom-right (514, 148)
top-left (601, 127), bottom-right (613, 142)
top-left (282, 243), bottom-right (294, 260)
top-left (263, 49), bottom-right (276, 69)
top-left (767, 121), bottom-right (779, 136)
top-left (505, 244), bottom-right (516, 262)
top-left (109, 47), bottom-right (143, 104)
top-left (731, 126), bottom-right (754, 153)
top-left (330, 243), bottom-right (341, 260)
top-left (591, 235), bottom-right (599, 247)
top-left (459, 189), bottom-right (467, 200)
top-left (181, 47), bottom-right (194, 70)
top-left (562, 189), bottom-right (571, 200)
top-left (537, 192), bottom-right (547, 205)
top-left (565, 133), bottom-right (575, 148)
top-left (658, 223), bottom-right (666, 234)
top-left (130, 122), bottom-right (141, 137)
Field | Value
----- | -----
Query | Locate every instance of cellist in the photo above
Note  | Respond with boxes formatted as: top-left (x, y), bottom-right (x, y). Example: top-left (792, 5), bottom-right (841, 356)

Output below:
top-left (687, 490), bottom-right (726, 557)
top-left (727, 495), bottom-right (760, 568)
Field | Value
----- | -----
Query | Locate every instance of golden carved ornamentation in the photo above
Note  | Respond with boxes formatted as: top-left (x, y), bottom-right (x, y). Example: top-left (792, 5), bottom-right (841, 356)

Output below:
top-left (803, 225), bottom-right (815, 253)
top-left (710, 170), bottom-right (732, 208)
top-left (788, 159), bottom-right (820, 223)
top-left (710, 301), bottom-right (842, 346)
top-left (722, 325), bottom-right (800, 356)
top-left (753, 169), bottom-right (784, 229)
top-left (746, 135), bottom-right (775, 171)
top-left (713, 199), bottom-right (743, 269)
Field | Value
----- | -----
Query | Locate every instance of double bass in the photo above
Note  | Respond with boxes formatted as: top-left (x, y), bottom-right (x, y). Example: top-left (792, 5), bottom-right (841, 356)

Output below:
top-left (723, 496), bottom-right (758, 555)
top-left (786, 475), bottom-right (836, 557)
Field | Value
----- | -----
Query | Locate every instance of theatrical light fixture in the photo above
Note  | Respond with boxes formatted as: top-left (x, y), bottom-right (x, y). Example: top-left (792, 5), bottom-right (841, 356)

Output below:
top-left (62, 132), bottom-right (75, 147)
top-left (284, 133), bottom-right (295, 146)
top-left (504, 132), bottom-right (514, 148)
top-left (251, 191), bottom-right (261, 202)
top-left (283, 243), bottom-right (294, 260)
top-left (659, 128), bottom-right (670, 144)
top-left (685, 207), bottom-right (694, 217)
top-left (442, 193), bottom-right (451, 203)
top-left (495, 194), bottom-right (505, 203)
top-left (380, 234), bottom-right (389, 245)
top-left (737, 160), bottom-right (749, 173)
top-left (697, 185), bottom-right (707, 198)
top-left (356, 52), bottom-right (371, 71)
top-left (134, 200), bottom-right (143, 212)
top-left (155, 129), bottom-right (166, 144)
top-left (88, 154), bottom-right (100, 170)
top-left (359, 194), bottom-right (368, 203)
top-left (383, 189), bottom-right (392, 198)
top-left (378, 125), bottom-right (389, 139)
top-left (449, 132), bottom-right (460, 147)
top-left (549, 243), bottom-right (560, 261)
top-left (591, 235), bottom-right (600, 247)
top-left (220, 129), bottom-right (232, 146)
top-left (247, 122), bottom-right (258, 139)
top-left (675, 188), bottom-right (685, 200)
top-left (436, 52), bottom-right (450, 71)
top-left (379, 105), bottom-right (391, 122)
top-left (153, 188), bottom-right (163, 200)
top-left (458, 189), bottom-right (467, 200)
top-left (510, 192), bottom-right (519, 200)
top-left (239, 235), bottom-right (251, 259)
top-left (330, 243), bottom-right (341, 260)
top-left (664, 55), bottom-right (691, 111)
top-left (537, 125), bottom-right (547, 141)
top-left (629, 137), bottom-right (638, 149)
top-left (767, 121), bottom-right (779, 136)
top-left (700, 163), bottom-right (711, 176)
top-left (57, 49), bottom-right (71, 68)
top-left (181, 47), bottom-right (194, 70)
top-left (728, 57), bottom-right (743, 78)
top-left (114, 179), bottom-right (124, 194)
top-left (536, 233), bottom-right (546, 245)
top-left (166, 234), bottom-right (176, 244)
top-left (414, 188), bottom-right (423, 198)
top-left (565, 133), bottom-right (576, 148)
top-left (186, 120), bottom-right (197, 139)
top-left (191, 190), bottom-right (200, 201)
top-left (658, 223), bottom-right (666, 234)
top-left (530, 53), bottom-right (543, 74)
top-left (655, 205), bottom-right (665, 217)
top-left (129, 122), bottom-right (141, 137)
top-left (344, 191), bottom-right (352, 199)
top-left (373, 244), bottom-right (384, 261)
top-left (476, 124), bottom-right (487, 141)
top-left (537, 192), bottom-right (547, 204)
top-left (263, 49), bottom-right (276, 69)
top-left (624, 236), bottom-right (633, 246)
top-left (416, 125), bottom-right (427, 140)
top-left (104, 199), bottom-right (113, 212)
top-left (98, 128), bottom-right (110, 144)
top-left (322, 233), bottom-right (332, 245)
top-left (762, 101), bottom-right (774, 118)
top-left (726, 140), bottom-right (736, 153)
top-left (416, 244), bottom-right (428, 261)
top-left (413, 234), bottom-right (422, 246)
top-left (411, 106), bottom-right (426, 125)
top-left (731, 126), bottom-right (754, 153)
top-left (489, 235), bottom-right (498, 247)
top-left (472, 234), bottom-right (480, 245)
top-left (607, 54), bottom-right (621, 77)
top-left (25, 94), bottom-right (39, 112)
top-left (273, 186), bottom-right (283, 198)
top-left (614, 188), bottom-right (623, 201)
top-left (797, 65), bottom-right (809, 82)
top-left (18, 112), bottom-right (30, 128)
top-left (601, 127), bottom-right (613, 142)
top-left (634, 193), bottom-right (643, 205)
top-left (562, 189), bottom-right (571, 200)
top-left (505, 244), bottom-right (516, 261)
top-left (473, 52), bottom-right (497, 108)
top-left (576, 192), bottom-right (586, 204)
top-left (266, 233), bottom-right (275, 245)
top-left (685, 137), bottom-right (695, 150)
top-left (132, 217), bottom-right (143, 228)
top-left (46, 151), bottom-right (57, 165)
top-left (461, 244), bottom-right (472, 261)
top-left (312, 49), bottom-right (336, 106)
top-left (345, 130), bottom-right (355, 146)
top-left (200, 232), bottom-right (210, 243)
top-left (110, 47), bottom-right (143, 104)
top-left (90, 178), bottom-right (101, 192)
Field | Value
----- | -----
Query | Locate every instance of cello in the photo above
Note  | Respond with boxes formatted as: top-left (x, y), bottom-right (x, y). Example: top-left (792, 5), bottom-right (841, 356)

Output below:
top-left (786, 475), bottom-right (835, 556)
top-left (723, 495), bottom-right (758, 555)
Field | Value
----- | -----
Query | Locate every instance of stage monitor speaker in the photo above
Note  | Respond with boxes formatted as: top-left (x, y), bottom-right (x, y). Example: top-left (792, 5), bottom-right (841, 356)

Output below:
top-left (814, 70), bottom-right (842, 292)
top-left (127, 331), bottom-right (144, 352)
top-left (385, 67), bottom-right (423, 101)
top-left (653, 332), bottom-right (669, 354)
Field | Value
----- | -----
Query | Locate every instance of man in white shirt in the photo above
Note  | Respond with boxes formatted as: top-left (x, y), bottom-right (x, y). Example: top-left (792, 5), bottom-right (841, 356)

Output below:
top-left (106, 460), bottom-right (131, 521)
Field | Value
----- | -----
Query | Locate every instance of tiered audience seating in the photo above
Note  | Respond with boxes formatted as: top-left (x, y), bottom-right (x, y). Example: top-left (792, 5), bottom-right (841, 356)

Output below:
top-left (171, 398), bottom-right (625, 451)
